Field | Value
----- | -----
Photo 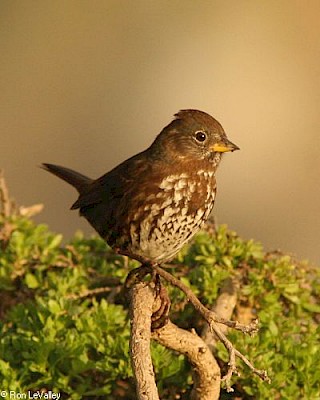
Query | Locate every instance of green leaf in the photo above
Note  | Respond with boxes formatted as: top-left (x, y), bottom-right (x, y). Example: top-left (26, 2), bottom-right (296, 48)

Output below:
top-left (301, 302), bottom-right (320, 313)
top-left (25, 272), bottom-right (39, 288)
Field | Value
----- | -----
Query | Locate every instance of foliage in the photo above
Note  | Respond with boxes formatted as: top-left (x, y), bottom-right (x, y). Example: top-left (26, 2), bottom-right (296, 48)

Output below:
top-left (0, 212), bottom-right (319, 399)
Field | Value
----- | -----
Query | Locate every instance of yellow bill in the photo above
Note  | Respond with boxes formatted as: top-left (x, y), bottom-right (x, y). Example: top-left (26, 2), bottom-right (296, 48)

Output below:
top-left (211, 140), bottom-right (239, 153)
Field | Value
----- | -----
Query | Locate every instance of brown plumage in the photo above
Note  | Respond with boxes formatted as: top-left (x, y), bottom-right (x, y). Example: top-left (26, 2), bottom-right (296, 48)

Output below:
top-left (42, 109), bottom-right (239, 265)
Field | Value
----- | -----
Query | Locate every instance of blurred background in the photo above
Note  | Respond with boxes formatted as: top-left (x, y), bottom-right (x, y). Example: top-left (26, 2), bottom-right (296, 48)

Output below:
top-left (1, 1), bottom-right (319, 264)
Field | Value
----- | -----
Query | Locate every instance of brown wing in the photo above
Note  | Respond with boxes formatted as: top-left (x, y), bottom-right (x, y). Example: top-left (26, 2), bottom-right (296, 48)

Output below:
top-left (73, 150), bottom-right (153, 239)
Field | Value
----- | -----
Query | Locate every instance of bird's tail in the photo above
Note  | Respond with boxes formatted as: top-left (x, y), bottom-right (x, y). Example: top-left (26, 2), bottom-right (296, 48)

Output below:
top-left (41, 163), bottom-right (93, 193)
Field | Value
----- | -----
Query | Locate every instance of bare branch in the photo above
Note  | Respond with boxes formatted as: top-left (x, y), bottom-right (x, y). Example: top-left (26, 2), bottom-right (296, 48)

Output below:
top-left (19, 203), bottom-right (44, 217)
top-left (127, 268), bottom-right (222, 398)
top-left (152, 321), bottom-right (221, 400)
top-left (153, 265), bottom-right (258, 335)
top-left (129, 281), bottom-right (159, 400)
top-left (202, 278), bottom-right (239, 349)
top-left (153, 265), bottom-right (270, 390)
top-left (0, 170), bottom-right (12, 217)
top-left (0, 171), bottom-right (15, 248)
top-left (66, 286), bottom-right (117, 300)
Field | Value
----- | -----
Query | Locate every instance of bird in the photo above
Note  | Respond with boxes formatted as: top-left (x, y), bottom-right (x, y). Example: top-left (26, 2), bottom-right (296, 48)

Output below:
top-left (42, 109), bottom-right (239, 267)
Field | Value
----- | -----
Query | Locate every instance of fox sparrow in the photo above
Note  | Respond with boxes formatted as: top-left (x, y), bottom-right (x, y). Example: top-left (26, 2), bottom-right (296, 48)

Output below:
top-left (43, 109), bottom-right (238, 266)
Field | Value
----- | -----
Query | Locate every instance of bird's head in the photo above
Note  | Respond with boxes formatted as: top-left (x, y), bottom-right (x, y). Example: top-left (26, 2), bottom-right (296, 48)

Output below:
top-left (150, 109), bottom-right (239, 167)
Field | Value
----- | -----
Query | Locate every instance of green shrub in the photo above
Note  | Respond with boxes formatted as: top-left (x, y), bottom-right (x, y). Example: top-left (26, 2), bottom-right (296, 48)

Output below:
top-left (0, 214), bottom-right (319, 399)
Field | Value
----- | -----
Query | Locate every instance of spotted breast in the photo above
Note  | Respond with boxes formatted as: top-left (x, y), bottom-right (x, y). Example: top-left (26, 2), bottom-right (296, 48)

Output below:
top-left (124, 168), bottom-right (217, 263)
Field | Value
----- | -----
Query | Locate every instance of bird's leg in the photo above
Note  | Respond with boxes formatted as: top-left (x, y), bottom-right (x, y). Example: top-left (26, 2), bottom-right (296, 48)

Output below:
top-left (151, 274), bottom-right (171, 330)
top-left (124, 263), bottom-right (171, 330)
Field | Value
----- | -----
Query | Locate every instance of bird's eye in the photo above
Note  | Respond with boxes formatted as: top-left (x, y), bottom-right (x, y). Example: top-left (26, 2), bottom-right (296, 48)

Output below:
top-left (194, 131), bottom-right (207, 143)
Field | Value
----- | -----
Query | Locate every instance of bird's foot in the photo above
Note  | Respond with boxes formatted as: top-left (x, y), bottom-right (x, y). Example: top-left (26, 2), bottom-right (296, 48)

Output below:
top-left (124, 264), bottom-right (153, 288)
